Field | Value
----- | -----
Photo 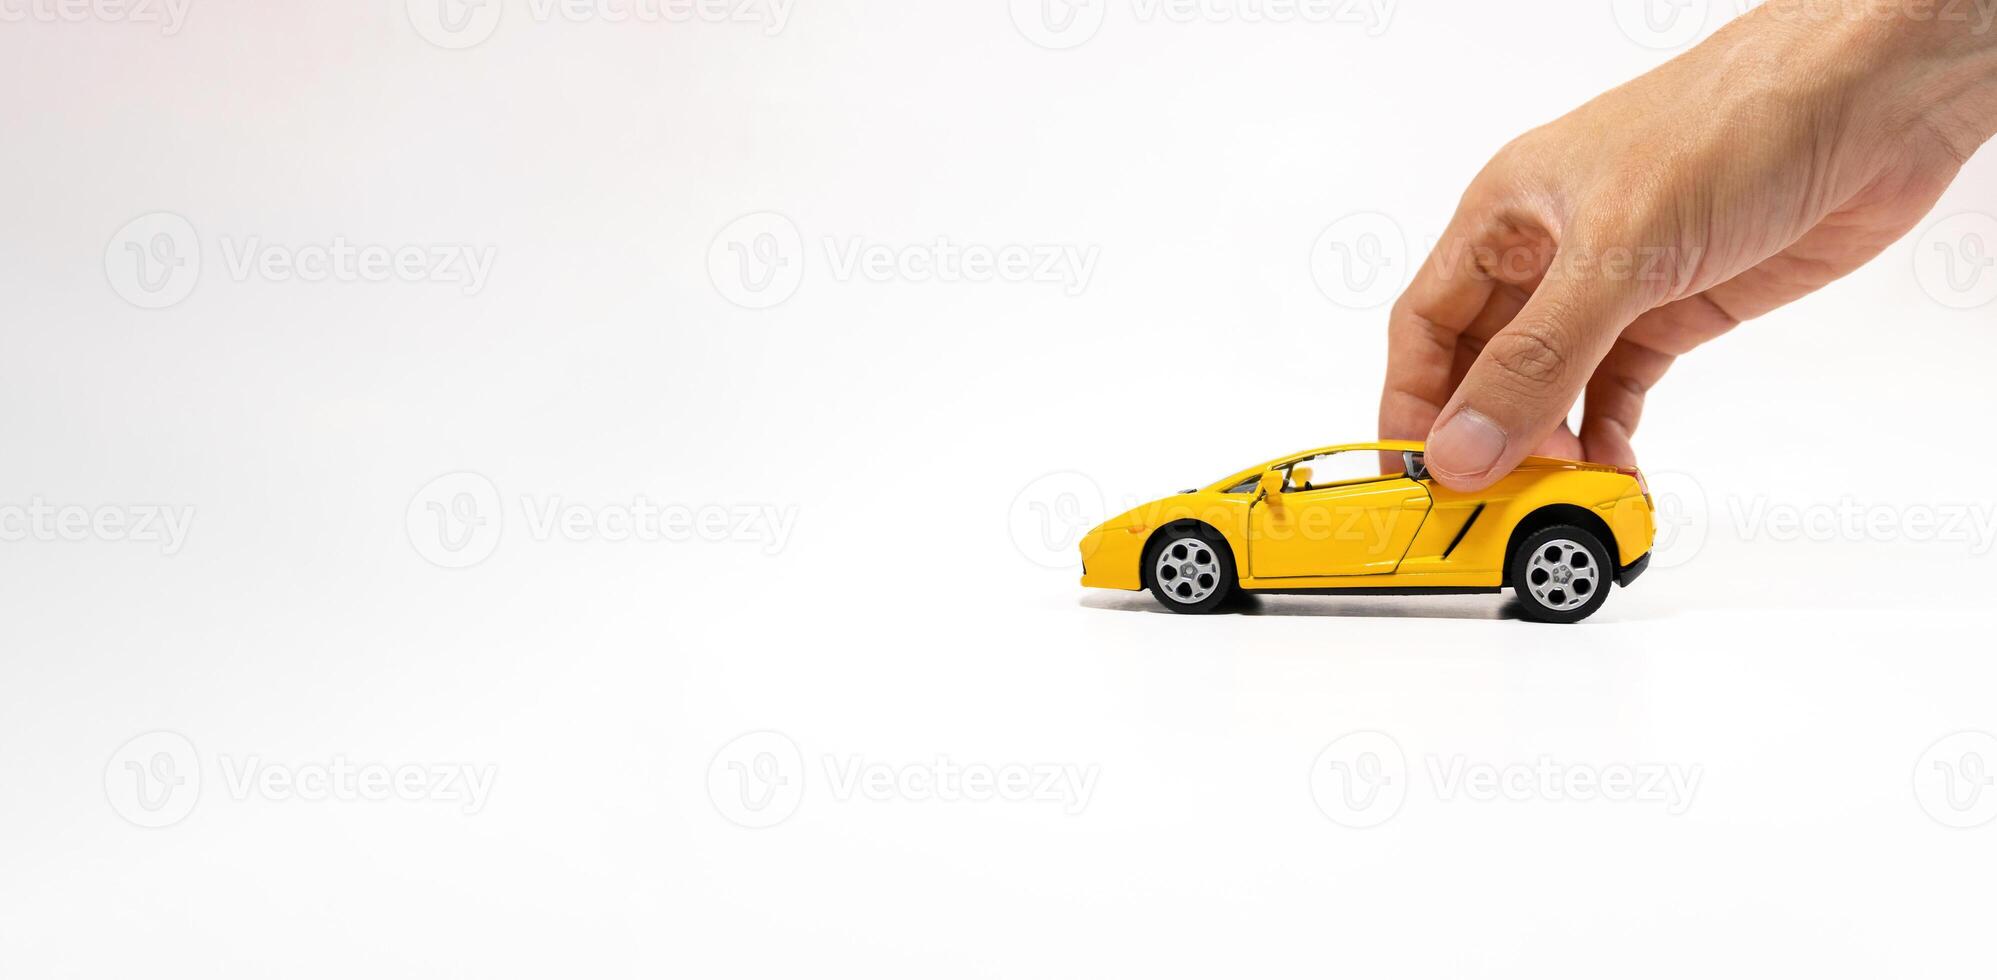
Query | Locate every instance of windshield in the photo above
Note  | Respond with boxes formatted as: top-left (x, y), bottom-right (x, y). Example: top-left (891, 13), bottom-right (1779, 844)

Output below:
top-left (1221, 473), bottom-right (1261, 494)
top-left (1216, 448), bottom-right (1422, 493)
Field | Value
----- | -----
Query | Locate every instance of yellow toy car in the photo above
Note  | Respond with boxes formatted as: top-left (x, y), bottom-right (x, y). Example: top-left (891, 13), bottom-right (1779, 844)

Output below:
top-left (1079, 441), bottom-right (1654, 623)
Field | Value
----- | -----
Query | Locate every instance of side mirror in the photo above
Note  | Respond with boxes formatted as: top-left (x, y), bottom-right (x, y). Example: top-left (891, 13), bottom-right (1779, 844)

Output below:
top-left (1403, 451), bottom-right (1430, 482)
top-left (1254, 470), bottom-right (1284, 503)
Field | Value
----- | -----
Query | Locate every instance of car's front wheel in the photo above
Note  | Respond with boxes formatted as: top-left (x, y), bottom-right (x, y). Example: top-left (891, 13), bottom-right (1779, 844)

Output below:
top-left (1509, 524), bottom-right (1613, 624)
top-left (1144, 523), bottom-right (1237, 614)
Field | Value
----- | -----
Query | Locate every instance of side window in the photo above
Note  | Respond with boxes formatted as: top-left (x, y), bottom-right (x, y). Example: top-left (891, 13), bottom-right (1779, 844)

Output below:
top-left (1286, 451), bottom-right (1393, 491)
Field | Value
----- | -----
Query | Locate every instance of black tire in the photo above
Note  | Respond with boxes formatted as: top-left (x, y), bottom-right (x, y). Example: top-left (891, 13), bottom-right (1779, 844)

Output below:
top-left (1508, 524), bottom-right (1613, 624)
top-left (1142, 522), bottom-right (1237, 614)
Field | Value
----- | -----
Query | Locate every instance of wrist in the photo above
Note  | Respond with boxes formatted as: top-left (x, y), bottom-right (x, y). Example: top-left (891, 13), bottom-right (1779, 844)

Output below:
top-left (1813, 0), bottom-right (1997, 159)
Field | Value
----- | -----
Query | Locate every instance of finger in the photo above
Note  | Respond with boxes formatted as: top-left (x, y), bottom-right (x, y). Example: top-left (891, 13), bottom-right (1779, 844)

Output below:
top-left (1621, 188), bottom-right (1943, 355)
top-left (1443, 281), bottom-right (1533, 392)
top-left (1619, 290), bottom-right (1739, 356)
top-left (1422, 249), bottom-right (1648, 491)
top-left (1578, 338), bottom-right (1676, 467)
top-left (1534, 421), bottom-right (1583, 460)
top-left (1596, 198), bottom-right (1928, 461)
top-left (1378, 212), bottom-right (1503, 446)
top-left (1575, 286), bottom-right (1733, 468)
top-left (1594, 221), bottom-right (1883, 465)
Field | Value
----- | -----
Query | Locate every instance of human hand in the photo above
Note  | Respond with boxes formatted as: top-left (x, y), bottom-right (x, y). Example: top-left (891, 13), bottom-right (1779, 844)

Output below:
top-left (1379, 1), bottom-right (1997, 491)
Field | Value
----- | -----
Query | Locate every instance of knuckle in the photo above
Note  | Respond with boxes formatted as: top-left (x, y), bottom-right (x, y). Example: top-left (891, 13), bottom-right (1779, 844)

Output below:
top-left (1487, 330), bottom-right (1568, 389)
top-left (1388, 294), bottom-right (1413, 329)
top-left (1576, 169), bottom-right (1677, 244)
top-left (1490, 126), bottom-right (1550, 170)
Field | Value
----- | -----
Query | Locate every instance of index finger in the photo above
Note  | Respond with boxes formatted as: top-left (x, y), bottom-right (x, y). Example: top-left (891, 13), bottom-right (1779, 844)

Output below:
top-left (1377, 209), bottom-right (1500, 451)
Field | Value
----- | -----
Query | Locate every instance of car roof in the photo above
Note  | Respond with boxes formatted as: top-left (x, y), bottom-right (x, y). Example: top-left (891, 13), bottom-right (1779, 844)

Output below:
top-left (1204, 440), bottom-right (1606, 492)
top-left (1290, 439), bottom-right (1426, 458)
top-left (1249, 440), bottom-right (1426, 471)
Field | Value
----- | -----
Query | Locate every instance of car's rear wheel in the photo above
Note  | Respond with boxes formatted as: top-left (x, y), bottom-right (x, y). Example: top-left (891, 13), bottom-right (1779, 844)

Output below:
top-left (1509, 524), bottom-right (1612, 624)
top-left (1143, 523), bottom-right (1237, 614)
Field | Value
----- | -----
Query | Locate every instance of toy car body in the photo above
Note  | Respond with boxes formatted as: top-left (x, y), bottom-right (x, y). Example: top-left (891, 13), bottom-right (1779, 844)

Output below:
top-left (1078, 440), bottom-right (1655, 623)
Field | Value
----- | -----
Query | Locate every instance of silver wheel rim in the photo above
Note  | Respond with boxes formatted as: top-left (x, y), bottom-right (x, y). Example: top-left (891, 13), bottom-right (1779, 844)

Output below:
top-left (1524, 537), bottom-right (1600, 612)
top-left (1154, 536), bottom-right (1221, 605)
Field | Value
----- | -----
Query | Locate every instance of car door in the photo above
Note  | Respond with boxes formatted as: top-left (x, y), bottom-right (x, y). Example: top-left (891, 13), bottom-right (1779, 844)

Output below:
top-left (1247, 461), bottom-right (1433, 578)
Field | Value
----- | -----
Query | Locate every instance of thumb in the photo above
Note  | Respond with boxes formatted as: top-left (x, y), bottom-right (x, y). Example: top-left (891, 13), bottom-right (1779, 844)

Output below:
top-left (1422, 250), bottom-right (1645, 491)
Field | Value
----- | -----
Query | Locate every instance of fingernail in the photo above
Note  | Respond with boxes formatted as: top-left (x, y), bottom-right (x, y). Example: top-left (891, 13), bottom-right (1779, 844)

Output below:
top-left (1428, 408), bottom-right (1507, 479)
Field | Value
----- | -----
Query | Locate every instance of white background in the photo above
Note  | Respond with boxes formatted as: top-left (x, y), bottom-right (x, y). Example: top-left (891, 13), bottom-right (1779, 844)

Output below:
top-left (4, 0), bottom-right (1997, 975)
